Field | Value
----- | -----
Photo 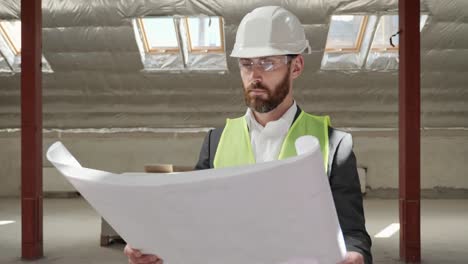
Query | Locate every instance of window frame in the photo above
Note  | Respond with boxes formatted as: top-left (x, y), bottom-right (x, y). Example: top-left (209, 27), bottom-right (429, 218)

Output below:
top-left (370, 15), bottom-right (399, 52)
top-left (370, 14), bottom-right (428, 52)
top-left (184, 16), bottom-right (225, 54)
top-left (0, 21), bottom-right (21, 56)
top-left (137, 17), bottom-right (181, 54)
top-left (325, 16), bottom-right (369, 53)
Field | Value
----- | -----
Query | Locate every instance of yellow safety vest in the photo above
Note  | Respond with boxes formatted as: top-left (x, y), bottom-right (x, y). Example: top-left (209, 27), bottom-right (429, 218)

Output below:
top-left (213, 111), bottom-right (330, 171)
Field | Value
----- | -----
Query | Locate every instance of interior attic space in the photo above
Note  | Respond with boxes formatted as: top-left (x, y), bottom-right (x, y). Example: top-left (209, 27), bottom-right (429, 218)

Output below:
top-left (0, 1), bottom-right (467, 263)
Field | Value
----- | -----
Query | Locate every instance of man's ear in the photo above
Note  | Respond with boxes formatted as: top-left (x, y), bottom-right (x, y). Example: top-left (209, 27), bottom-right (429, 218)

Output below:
top-left (290, 55), bottom-right (304, 80)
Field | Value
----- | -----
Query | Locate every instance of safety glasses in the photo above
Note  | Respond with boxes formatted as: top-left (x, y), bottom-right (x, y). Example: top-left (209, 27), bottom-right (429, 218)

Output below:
top-left (238, 55), bottom-right (292, 72)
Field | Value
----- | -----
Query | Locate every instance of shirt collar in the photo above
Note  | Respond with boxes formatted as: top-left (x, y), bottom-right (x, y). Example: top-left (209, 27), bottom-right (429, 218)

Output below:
top-left (245, 101), bottom-right (297, 130)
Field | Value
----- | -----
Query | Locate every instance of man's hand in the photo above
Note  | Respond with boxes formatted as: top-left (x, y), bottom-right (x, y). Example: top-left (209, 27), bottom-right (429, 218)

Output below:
top-left (124, 244), bottom-right (164, 264)
top-left (337, 251), bottom-right (364, 264)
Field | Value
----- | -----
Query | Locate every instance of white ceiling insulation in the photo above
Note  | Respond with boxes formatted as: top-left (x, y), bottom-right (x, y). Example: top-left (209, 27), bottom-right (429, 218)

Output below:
top-left (0, 0), bottom-right (467, 129)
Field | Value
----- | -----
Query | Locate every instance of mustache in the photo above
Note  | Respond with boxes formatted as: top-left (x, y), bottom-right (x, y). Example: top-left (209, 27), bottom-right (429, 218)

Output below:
top-left (246, 81), bottom-right (268, 92)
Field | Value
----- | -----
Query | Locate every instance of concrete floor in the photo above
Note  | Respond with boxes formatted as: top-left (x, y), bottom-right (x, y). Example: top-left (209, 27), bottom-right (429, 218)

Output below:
top-left (0, 198), bottom-right (467, 264)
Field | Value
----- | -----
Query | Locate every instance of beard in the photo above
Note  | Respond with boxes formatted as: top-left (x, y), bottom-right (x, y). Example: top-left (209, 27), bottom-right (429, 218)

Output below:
top-left (243, 70), bottom-right (291, 113)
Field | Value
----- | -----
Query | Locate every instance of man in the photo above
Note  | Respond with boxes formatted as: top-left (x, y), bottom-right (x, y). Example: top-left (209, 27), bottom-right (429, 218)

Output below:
top-left (125, 6), bottom-right (372, 264)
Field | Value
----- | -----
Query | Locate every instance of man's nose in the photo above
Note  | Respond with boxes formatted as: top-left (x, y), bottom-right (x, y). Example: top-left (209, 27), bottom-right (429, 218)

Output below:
top-left (249, 65), bottom-right (263, 81)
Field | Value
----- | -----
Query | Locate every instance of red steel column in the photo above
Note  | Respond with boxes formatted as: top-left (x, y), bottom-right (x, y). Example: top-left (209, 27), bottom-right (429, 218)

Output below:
top-left (399, 0), bottom-right (421, 262)
top-left (21, 0), bottom-right (43, 259)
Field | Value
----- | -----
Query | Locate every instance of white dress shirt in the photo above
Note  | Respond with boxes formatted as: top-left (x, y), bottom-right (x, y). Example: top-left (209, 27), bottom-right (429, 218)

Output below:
top-left (245, 101), bottom-right (297, 163)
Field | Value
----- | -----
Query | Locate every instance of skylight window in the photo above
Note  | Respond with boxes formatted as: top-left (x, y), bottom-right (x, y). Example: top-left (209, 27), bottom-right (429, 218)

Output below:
top-left (322, 14), bottom-right (430, 71)
top-left (371, 15), bottom-right (399, 50)
top-left (371, 15), bottom-right (429, 51)
top-left (185, 16), bottom-right (224, 52)
top-left (0, 20), bottom-right (53, 73)
top-left (134, 16), bottom-right (228, 72)
top-left (0, 20), bottom-right (21, 55)
top-left (325, 15), bottom-right (368, 52)
top-left (137, 17), bottom-right (180, 53)
top-left (420, 15), bottom-right (429, 31)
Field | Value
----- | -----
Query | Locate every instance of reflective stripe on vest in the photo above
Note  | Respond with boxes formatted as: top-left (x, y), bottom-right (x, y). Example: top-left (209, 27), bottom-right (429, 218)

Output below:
top-left (213, 111), bottom-right (330, 172)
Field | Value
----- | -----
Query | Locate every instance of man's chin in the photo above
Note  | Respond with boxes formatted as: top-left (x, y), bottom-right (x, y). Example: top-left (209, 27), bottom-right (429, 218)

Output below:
top-left (249, 103), bottom-right (277, 113)
top-left (247, 94), bottom-right (271, 106)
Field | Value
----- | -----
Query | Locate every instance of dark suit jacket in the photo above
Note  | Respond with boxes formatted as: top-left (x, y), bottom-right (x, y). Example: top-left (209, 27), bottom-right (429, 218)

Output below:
top-left (194, 107), bottom-right (373, 264)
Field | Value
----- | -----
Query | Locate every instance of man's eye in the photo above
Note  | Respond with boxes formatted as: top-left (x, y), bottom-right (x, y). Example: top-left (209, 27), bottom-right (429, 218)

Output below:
top-left (261, 60), bottom-right (276, 65)
top-left (261, 60), bottom-right (274, 65)
top-left (261, 61), bottom-right (275, 70)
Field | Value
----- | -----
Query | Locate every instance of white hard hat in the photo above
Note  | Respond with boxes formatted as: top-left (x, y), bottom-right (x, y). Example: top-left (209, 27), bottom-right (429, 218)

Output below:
top-left (230, 6), bottom-right (311, 58)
